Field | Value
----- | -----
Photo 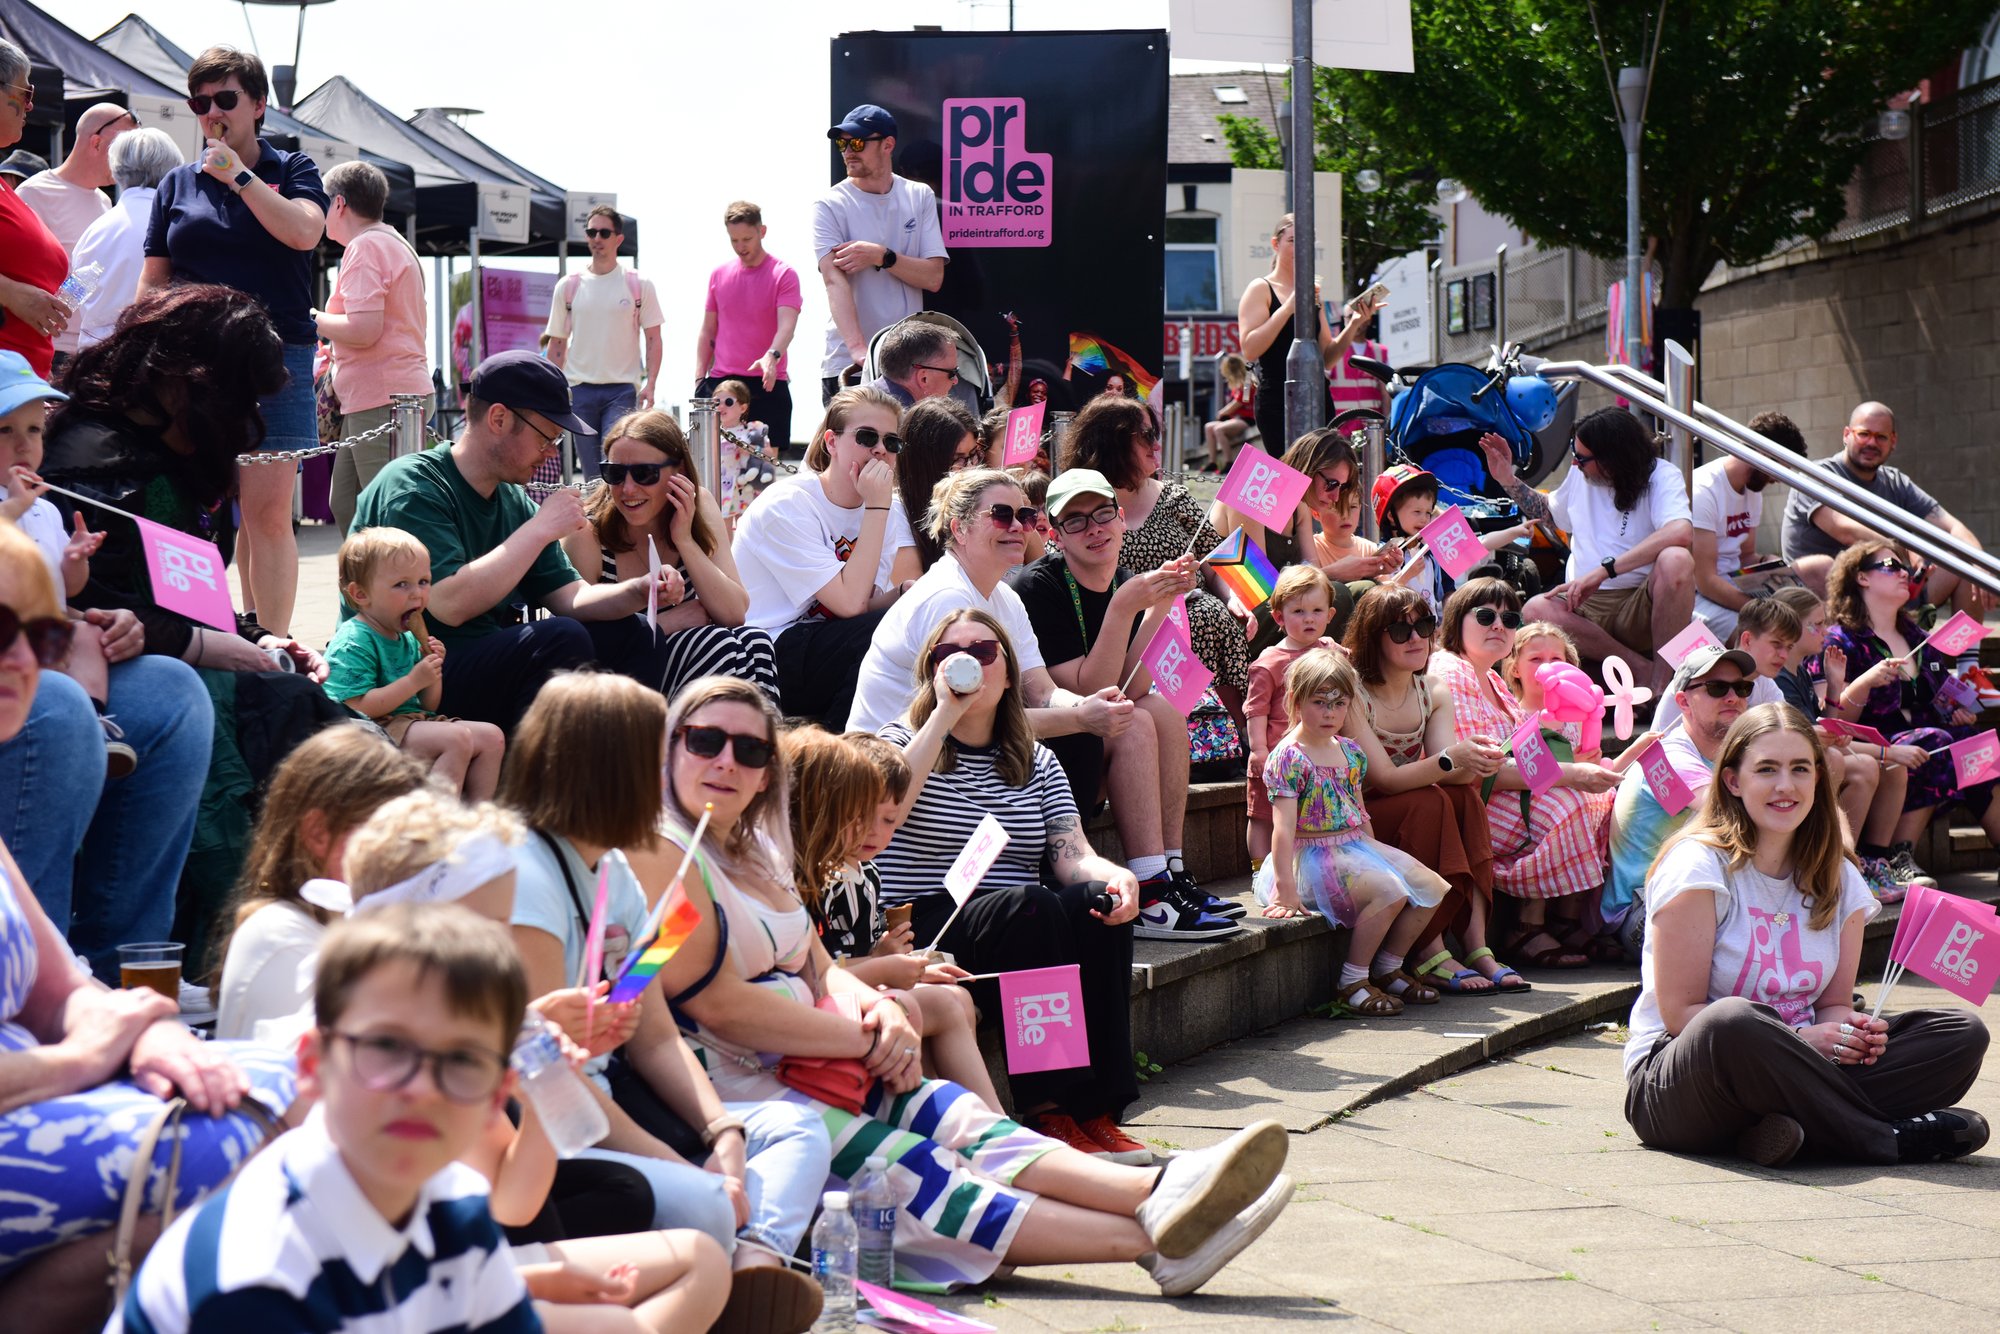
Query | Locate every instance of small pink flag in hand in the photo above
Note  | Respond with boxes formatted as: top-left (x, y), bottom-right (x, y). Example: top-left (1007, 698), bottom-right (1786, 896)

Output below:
top-left (1416, 505), bottom-right (1485, 581)
top-left (1510, 714), bottom-right (1562, 795)
top-left (1002, 401), bottom-right (1046, 466)
top-left (1948, 730), bottom-right (2000, 788)
top-left (1820, 718), bottom-right (1892, 747)
top-left (1921, 610), bottom-right (1987, 660)
top-left (999, 964), bottom-right (1089, 1073)
top-left (1138, 616), bottom-right (1214, 715)
top-left (1657, 621), bottom-right (1722, 671)
top-left (1629, 735), bottom-right (1696, 816)
top-left (943, 814), bottom-right (1009, 906)
top-left (135, 517), bottom-right (236, 631)
top-left (1215, 445), bottom-right (1311, 532)
top-left (1902, 896), bottom-right (2000, 1005)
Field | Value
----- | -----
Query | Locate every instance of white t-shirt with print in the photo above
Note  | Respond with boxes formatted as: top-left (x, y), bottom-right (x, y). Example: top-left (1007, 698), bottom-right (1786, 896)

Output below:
top-left (4, 491), bottom-right (68, 609)
top-left (1689, 458), bottom-right (1762, 576)
top-left (1550, 456), bottom-right (1692, 589)
top-left (543, 264), bottom-right (663, 386)
top-left (846, 552), bottom-right (1047, 733)
top-left (733, 471), bottom-right (915, 634)
top-left (812, 175), bottom-right (948, 377)
top-left (1624, 839), bottom-right (1878, 1077)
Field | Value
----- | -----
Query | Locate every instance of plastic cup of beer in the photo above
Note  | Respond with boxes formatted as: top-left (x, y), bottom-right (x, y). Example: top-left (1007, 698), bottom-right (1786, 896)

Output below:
top-left (118, 942), bottom-right (183, 1002)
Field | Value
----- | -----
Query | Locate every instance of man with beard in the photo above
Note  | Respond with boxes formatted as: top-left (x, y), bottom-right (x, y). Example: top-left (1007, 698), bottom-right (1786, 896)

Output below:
top-left (1782, 400), bottom-right (1993, 617)
top-left (1693, 410), bottom-right (1804, 642)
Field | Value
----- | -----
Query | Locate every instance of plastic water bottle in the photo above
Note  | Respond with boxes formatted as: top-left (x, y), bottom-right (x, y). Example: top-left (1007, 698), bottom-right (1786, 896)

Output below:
top-left (509, 1021), bottom-right (608, 1158)
top-left (810, 1191), bottom-right (859, 1333)
top-left (56, 261), bottom-right (103, 315)
top-left (851, 1154), bottom-right (896, 1286)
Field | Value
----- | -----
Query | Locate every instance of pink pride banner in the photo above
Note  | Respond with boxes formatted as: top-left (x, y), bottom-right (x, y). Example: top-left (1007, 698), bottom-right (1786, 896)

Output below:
top-left (1416, 505), bottom-right (1486, 581)
top-left (998, 964), bottom-right (1089, 1073)
top-left (135, 516), bottom-right (235, 631)
top-left (1818, 718), bottom-right (1892, 748)
top-left (1888, 884), bottom-right (1943, 974)
top-left (1630, 736), bottom-right (1697, 816)
top-left (856, 1281), bottom-right (997, 1334)
top-left (1510, 714), bottom-right (1562, 796)
top-left (1948, 730), bottom-right (2000, 788)
top-left (1002, 400), bottom-right (1046, 466)
top-left (1902, 896), bottom-right (2000, 1005)
top-left (1920, 610), bottom-right (1987, 660)
top-left (1215, 444), bottom-right (1311, 532)
top-left (942, 814), bottom-right (1009, 906)
top-left (1139, 617), bottom-right (1214, 715)
top-left (1657, 620), bottom-right (1722, 671)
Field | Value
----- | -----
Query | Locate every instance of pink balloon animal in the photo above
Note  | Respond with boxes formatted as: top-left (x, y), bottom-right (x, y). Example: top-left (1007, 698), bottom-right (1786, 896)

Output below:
top-left (1535, 661), bottom-right (1605, 753)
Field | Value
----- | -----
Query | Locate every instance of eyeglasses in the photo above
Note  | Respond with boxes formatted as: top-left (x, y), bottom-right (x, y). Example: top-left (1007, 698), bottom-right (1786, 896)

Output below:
top-left (1693, 679), bottom-right (1757, 699)
top-left (513, 411), bottom-right (561, 450)
top-left (718, 397), bottom-right (739, 408)
top-left (584, 227), bottom-right (617, 240)
top-left (949, 450), bottom-right (984, 471)
top-left (186, 90), bottom-right (245, 116)
top-left (916, 363), bottom-right (960, 384)
top-left (1472, 607), bottom-right (1524, 629)
top-left (0, 606), bottom-right (73, 666)
top-left (1861, 559), bottom-right (1910, 576)
top-left (1383, 617), bottom-right (1439, 644)
top-left (325, 1030), bottom-right (508, 1105)
top-left (1055, 502), bottom-right (1120, 535)
top-left (849, 426), bottom-right (904, 454)
top-left (1569, 442), bottom-right (1596, 466)
top-left (980, 503), bottom-right (1041, 531)
top-left (676, 724), bottom-right (774, 769)
top-left (833, 135), bottom-right (886, 153)
top-left (601, 462), bottom-right (667, 486)
top-left (4, 82), bottom-right (31, 112)
top-left (928, 639), bottom-right (1004, 673)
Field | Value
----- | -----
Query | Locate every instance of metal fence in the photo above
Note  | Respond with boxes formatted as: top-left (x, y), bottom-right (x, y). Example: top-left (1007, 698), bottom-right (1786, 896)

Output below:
top-left (1827, 74), bottom-right (2000, 240)
top-left (1430, 246), bottom-right (1636, 364)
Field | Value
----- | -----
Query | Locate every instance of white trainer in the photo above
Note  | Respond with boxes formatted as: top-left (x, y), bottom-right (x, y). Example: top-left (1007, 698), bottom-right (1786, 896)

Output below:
top-left (1133, 1118), bottom-right (1288, 1259)
top-left (1141, 1172), bottom-right (1294, 1297)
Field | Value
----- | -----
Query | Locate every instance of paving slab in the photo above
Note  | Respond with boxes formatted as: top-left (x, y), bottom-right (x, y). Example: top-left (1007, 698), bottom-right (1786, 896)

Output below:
top-left (1656, 1289), bottom-right (1986, 1332)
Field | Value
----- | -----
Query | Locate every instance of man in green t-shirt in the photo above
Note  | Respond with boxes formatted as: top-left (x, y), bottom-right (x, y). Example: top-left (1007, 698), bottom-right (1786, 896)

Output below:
top-left (349, 350), bottom-right (683, 728)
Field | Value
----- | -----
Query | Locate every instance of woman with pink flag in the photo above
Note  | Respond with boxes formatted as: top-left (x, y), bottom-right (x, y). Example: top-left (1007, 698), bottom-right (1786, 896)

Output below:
top-left (1624, 702), bottom-right (1989, 1166)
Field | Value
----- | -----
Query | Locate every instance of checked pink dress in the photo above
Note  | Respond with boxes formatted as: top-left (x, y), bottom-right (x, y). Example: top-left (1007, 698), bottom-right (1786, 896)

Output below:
top-left (1430, 649), bottom-right (1612, 900)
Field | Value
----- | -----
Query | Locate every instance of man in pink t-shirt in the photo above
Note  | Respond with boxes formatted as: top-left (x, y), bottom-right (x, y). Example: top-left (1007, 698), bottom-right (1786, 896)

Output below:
top-left (696, 200), bottom-right (802, 449)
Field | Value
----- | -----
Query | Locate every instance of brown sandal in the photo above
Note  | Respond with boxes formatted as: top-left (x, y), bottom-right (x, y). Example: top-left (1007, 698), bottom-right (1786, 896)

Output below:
top-left (1338, 980), bottom-right (1405, 1016)
top-left (1502, 926), bottom-right (1590, 970)
top-left (1371, 968), bottom-right (1441, 1004)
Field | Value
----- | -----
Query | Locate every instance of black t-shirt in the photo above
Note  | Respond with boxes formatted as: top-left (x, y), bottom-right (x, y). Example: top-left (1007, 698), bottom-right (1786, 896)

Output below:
top-left (1005, 551), bottom-right (1139, 668)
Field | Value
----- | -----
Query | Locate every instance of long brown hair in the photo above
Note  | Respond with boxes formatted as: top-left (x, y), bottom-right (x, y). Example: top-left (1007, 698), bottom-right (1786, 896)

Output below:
top-left (499, 672), bottom-right (666, 852)
top-left (1283, 427), bottom-right (1360, 510)
top-left (1343, 583), bottom-right (1432, 685)
top-left (907, 609), bottom-right (1036, 787)
top-left (1653, 703), bottom-right (1850, 931)
top-left (1572, 407), bottom-right (1663, 514)
top-left (1824, 538), bottom-right (1903, 636)
top-left (784, 727), bottom-right (886, 924)
top-left (584, 410), bottom-right (717, 558)
top-left (1059, 396), bottom-right (1152, 490)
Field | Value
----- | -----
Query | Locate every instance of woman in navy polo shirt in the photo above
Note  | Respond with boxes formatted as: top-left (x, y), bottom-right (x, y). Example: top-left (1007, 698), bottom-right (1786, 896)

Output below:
top-left (139, 46), bottom-right (325, 640)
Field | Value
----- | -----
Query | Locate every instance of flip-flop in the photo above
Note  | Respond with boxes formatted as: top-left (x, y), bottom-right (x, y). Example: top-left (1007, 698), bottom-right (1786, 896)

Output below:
top-left (1464, 946), bottom-right (1532, 993)
top-left (1412, 948), bottom-right (1496, 997)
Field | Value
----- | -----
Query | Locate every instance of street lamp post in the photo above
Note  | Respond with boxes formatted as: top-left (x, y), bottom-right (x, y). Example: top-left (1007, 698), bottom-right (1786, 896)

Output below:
top-left (1616, 65), bottom-right (1647, 369)
top-left (1283, 0), bottom-right (1319, 454)
top-left (239, 0), bottom-right (338, 111)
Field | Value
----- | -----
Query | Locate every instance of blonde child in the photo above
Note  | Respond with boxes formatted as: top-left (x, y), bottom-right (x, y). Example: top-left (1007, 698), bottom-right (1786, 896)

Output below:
top-left (1504, 621), bottom-right (1659, 770)
top-left (716, 377), bottom-right (774, 524)
top-left (1201, 353), bottom-right (1255, 472)
top-left (1255, 648), bottom-right (1451, 1017)
top-left (1245, 565), bottom-right (1341, 867)
top-left (328, 526), bottom-right (505, 798)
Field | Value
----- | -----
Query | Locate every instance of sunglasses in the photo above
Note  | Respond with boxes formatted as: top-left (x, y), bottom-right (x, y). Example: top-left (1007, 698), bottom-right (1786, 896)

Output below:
top-left (1472, 607), bottom-right (1524, 629)
top-left (718, 397), bottom-right (739, 408)
top-left (849, 426), bottom-right (904, 454)
top-left (981, 503), bottom-right (1041, 531)
top-left (584, 227), bottom-right (617, 240)
top-left (929, 639), bottom-right (1004, 673)
top-left (1861, 559), bottom-right (1910, 576)
top-left (676, 724), bottom-right (774, 769)
top-left (0, 607), bottom-right (73, 666)
top-left (1569, 443), bottom-right (1596, 466)
top-left (1384, 617), bottom-right (1439, 644)
top-left (1693, 679), bottom-right (1757, 699)
top-left (833, 135), bottom-right (886, 153)
top-left (4, 82), bottom-right (31, 112)
top-left (186, 90), bottom-right (246, 115)
top-left (1055, 502), bottom-right (1119, 535)
top-left (601, 462), bottom-right (668, 486)
top-left (916, 362), bottom-right (961, 384)
top-left (97, 109), bottom-right (137, 136)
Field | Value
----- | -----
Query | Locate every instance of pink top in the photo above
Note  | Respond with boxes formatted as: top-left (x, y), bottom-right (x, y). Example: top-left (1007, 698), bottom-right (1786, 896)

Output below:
top-left (328, 222), bottom-right (429, 412)
top-left (706, 254), bottom-right (803, 379)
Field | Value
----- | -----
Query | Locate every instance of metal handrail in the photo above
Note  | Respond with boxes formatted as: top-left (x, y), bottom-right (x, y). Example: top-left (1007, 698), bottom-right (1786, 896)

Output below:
top-left (1533, 360), bottom-right (2000, 597)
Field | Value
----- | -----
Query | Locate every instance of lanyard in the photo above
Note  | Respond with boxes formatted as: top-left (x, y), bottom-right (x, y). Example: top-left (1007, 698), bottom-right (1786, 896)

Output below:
top-left (1062, 565), bottom-right (1093, 652)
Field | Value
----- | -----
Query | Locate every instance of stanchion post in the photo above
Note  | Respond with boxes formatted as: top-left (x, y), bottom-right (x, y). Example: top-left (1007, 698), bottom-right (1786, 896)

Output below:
top-left (391, 393), bottom-right (425, 458)
top-left (1049, 410), bottom-right (1075, 474)
top-left (1360, 418), bottom-right (1386, 542)
top-left (689, 396), bottom-right (720, 503)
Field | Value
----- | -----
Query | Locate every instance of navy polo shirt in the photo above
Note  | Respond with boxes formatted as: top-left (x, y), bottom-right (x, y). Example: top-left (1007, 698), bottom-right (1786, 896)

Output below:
top-left (144, 138), bottom-right (327, 344)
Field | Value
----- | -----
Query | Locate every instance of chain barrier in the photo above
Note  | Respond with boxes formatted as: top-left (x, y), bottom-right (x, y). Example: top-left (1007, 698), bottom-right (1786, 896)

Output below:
top-left (234, 417), bottom-right (399, 466)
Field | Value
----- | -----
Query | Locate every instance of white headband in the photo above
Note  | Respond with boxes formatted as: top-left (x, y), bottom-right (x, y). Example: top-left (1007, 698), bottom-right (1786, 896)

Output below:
top-left (298, 834), bottom-right (518, 917)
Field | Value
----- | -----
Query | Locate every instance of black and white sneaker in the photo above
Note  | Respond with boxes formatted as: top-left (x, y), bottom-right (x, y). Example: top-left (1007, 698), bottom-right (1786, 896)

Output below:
top-left (1134, 876), bottom-right (1241, 940)
top-left (1892, 1107), bottom-right (1989, 1162)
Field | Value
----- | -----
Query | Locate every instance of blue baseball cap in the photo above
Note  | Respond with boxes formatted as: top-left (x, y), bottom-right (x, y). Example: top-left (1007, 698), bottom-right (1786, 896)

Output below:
top-left (0, 351), bottom-right (66, 419)
top-left (829, 105), bottom-right (897, 141)
top-left (468, 350), bottom-right (595, 436)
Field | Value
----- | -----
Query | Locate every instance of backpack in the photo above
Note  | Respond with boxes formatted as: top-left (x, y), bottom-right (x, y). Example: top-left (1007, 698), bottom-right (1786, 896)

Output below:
top-left (559, 267), bottom-right (646, 333)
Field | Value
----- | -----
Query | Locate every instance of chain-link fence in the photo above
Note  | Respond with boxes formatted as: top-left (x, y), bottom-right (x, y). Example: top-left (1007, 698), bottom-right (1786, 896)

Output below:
top-left (1431, 246), bottom-right (1639, 364)
top-left (1825, 75), bottom-right (2000, 241)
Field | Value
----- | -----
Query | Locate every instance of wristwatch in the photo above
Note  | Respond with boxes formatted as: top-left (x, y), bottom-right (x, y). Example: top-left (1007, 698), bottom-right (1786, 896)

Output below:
top-left (1436, 752), bottom-right (1455, 773)
top-left (1600, 556), bottom-right (1619, 579)
top-left (878, 248), bottom-right (899, 271)
top-left (231, 167), bottom-right (255, 191)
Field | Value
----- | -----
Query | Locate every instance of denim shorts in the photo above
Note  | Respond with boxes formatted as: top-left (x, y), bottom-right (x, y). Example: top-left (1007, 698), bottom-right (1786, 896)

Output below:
top-left (256, 341), bottom-right (319, 453)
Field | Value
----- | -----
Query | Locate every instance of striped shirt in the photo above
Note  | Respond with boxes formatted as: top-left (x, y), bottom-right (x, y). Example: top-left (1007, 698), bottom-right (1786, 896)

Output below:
top-left (872, 722), bottom-right (1079, 912)
top-left (112, 1108), bottom-right (538, 1334)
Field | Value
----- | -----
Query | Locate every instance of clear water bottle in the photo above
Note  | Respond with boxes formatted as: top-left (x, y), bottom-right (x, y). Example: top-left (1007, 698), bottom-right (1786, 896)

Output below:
top-left (509, 1021), bottom-right (608, 1158)
top-left (56, 261), bottom-right (103, 315)
top-left (851, 1154), bottom-right (896, 1286)
top-left (810, 1191), bottom-right (859, 1333)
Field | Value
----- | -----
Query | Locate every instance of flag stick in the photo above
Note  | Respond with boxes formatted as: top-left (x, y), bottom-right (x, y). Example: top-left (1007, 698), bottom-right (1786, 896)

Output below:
top-left (924, 896), bottom-right (974, 956)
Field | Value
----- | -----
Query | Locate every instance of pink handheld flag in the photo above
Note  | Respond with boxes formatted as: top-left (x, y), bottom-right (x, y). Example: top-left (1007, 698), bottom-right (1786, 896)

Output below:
top-left (1002, 401), bottom-right (1046, 466)
top-left (135, 517), bottom-right (236, 631)
top-left (1947, 730), bottom-right (2000, 788)
top-left (943, 814), bottom-right (1010, 906)
top-left (999, 965), bottom-right (1089, 1073)
top-left (1902, 897), bottom-right (2000, 1005)
top-left (1630, 736), bottom-right (1696, 816)
top-left (1919, 610), bottom-right (1986, 660)
top-left (1510, 714), bottom-right (1562, 796)
top-left (1657, 621), bottom-right (1722, 671)
top-left (579, 855), bottom-right (613, 1025)
top-left (1138, 616), bottom-right (1214, 715)
top-left (856, 1281), bottom-right (997, 1333)
top-left (1416, 505), bottom-right (1486, 581)
top-left (1215, 445), bottom-right (1311, 531)
top-left (1818, 718), bottom-right (1891, 748)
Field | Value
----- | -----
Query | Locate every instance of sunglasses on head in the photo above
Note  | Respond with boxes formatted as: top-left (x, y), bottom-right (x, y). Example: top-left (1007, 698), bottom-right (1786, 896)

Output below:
top-left (601, 462), bottom-right (667, 486)
top-left (186, 90), bottom-right (245, 115)
top-left (676, 724), bottom-right (774, 768)
top-left (1055, 501), bottom-right (1119, 535)
top-left (849, 426), bottom-right (903, 454)
top-left (980, 503), bottom-right (1041, 531)
top-left (1472, 607), bottom-right (1524, 629)
top-left (0, 606), bottom-right (73, 667)
top-left (584, 227), bottom-right (617, 240)
top-left (1693, 678), bottom-right (1756, 699)
top-left (833, 135), bottom-right (886, 153)
top-left (929, 639), bottom-right (1004, 673)
top-left (1384, 617), bottom-right (1439, 644)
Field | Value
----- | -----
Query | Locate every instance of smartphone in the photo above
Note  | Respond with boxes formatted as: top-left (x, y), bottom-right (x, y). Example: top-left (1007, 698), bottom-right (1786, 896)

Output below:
top-left (1739, 556), bottom-right (1787, 574)
top-left (1353, 282), bottom-right (1391, 311)
top-left (885, 904), bottom-right (913, 933)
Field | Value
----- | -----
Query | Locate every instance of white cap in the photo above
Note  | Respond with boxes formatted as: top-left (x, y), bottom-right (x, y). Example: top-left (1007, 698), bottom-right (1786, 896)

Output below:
top-left (824, 1191), bottom-right (850, 1210)
top-left (865, 1154), bottom-right (888, 1169)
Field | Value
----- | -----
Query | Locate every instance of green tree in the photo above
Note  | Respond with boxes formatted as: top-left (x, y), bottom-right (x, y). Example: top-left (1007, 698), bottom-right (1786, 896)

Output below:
top-left (1250, 0), bottom-right (1992, 311)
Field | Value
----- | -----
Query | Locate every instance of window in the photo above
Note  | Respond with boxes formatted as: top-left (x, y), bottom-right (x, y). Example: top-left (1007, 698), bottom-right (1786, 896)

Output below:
top-left (1212, 86), bottom-right (1250, 104)
top-left (1164, 213), bottom-right (1221, 313)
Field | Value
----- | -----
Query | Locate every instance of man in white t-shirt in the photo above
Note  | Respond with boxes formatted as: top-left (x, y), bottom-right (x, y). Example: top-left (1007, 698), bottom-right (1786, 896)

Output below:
top-left (814, 105), bottom-right (948, 404)
top-left (1488, 407), bottom-right (1695, 692)
top-left (1692, 410), bottom-right (1803, 643)
top-left (544, 205), bottom-right (662, 478)
top-left (16, 104), bottom-right (132, 366)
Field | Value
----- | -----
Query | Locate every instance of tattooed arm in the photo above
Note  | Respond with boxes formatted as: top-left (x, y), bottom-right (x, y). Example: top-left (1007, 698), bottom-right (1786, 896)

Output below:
top-left (1047, 812), bottom-right (1141, 925)
top-left (1478, 431), bottom-right (1552, 525)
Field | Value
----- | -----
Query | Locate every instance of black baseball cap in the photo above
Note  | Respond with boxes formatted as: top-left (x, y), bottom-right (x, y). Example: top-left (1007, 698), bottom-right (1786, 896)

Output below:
top-left (0, 150), bottom-right (48, 180)
top-left (829, 105), bottom-right (896, 140)
top-left (468, 350), bottom-right (596, 436)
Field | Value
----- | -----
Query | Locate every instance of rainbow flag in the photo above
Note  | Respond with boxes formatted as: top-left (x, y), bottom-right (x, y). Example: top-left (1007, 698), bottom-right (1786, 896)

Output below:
top-left (1067, 332), bottom-right (1161, 399)
top-left (1205, 528), bottom-right (1280, 609)
top-left (608, 882), bottom-right (703, 1003)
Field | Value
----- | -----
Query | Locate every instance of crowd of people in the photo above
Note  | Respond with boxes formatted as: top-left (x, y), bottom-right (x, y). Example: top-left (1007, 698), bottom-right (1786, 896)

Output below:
top-left (0, 41), bottom-right (1995, 1333)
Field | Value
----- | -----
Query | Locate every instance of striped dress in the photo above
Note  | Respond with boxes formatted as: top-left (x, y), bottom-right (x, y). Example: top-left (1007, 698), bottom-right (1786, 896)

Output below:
top-left (674, 848), bottom-right (1051, 1291)
top-left (598, 543), bottom-right (780, 701)
top-left (1430, 649), bottom-right (1612, 900)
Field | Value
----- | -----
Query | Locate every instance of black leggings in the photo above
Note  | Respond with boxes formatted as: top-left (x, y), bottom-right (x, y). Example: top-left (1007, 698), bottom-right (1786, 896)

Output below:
top-left (505, 1156), bottom-right (656, 1244)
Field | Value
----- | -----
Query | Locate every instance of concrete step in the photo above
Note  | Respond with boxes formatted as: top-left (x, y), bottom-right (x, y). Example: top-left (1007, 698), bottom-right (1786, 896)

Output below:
top-left (1086, 778), bottom-right (1251, 883)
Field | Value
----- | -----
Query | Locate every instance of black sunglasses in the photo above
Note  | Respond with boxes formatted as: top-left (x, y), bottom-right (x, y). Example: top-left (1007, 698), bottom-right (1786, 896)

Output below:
top-left (1861, 559), bottom-right (1910, 576)
top-left (850, 426), bottom-right (904, 454)
top-left (718, 396), bottom-right (739, 408)
top-left (0, 607), bottom-right (73, 667)
top-left (1055, 502), bottom-right (1119, 535)
top-left (601, 462), bottom-right (668, 486)
top-left (916, 362), bottom-right (961, 383)
top-left (1384, 617), bottom-right (1439, 644)
top-left (676, 724), bottom-right (774, 769)
top-left (186, 90), bottom-right (245, 115)
top-left (929, 639), bottom-right (1004, 672)
top-left (1569, 442), bottom-right (1596, 466)
top-left (584, 227), bottom-right (618, 240)
top-left (981, 504), bottom-right (1041, 531)
top-left (1694, 679), bottom-right (1757, 699)
top-left (1472, 607), bottom-right (1524, 629)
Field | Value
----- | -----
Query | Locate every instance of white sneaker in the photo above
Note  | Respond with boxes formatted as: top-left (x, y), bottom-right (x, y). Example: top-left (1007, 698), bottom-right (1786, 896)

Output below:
top-left (1141, 1172), bottom-right (1293, 1297)
top-left (1133, 1118), bottom-right (1288, 1259)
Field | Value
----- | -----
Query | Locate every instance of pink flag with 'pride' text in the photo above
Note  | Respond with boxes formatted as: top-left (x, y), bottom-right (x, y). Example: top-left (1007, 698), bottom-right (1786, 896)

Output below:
top-left (1510, 714), bottom-right (1562, 795)
top-left (998, 965), bottom-right (1089, 1073)
top-left (1139, 617), bottom-right (1213, 715)
top-left (1215, 445), bottom-right (1311, 532)
top-left (1902, 896), bottom-right (2000, 1005)
top-left (136, 516), bottom-right (236, 631)
top-left (1002, 401), bottom-right (1046, 466)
